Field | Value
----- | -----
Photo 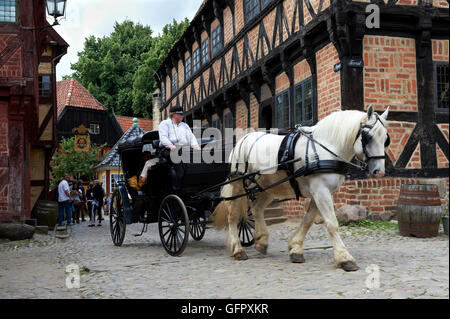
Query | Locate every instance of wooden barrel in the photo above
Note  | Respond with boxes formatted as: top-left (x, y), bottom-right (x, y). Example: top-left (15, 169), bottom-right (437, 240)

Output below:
top-left (36, 200), bottom-right (59, 229)
top-left (396, 184), bottom-right (442, 238)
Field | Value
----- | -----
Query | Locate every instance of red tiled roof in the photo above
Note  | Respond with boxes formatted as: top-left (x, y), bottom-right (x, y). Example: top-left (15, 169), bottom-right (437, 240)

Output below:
top-left (115, 115), bottom-right (153, 133)
top-left (56, 78), bottom-right (106, 116)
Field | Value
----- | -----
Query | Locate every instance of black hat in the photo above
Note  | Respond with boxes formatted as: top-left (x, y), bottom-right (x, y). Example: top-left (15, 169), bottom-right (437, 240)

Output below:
top-left (169, 105), bottom-right (184, 115)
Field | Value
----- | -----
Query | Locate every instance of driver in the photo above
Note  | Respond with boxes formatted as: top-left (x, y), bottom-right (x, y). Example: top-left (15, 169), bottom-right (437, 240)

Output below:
top-left (158, 105), bottom-right (201, 190)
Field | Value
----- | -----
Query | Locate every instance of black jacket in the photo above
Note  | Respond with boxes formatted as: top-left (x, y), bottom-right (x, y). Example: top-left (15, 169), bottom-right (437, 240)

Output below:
top-left (92, 185), bottom-right (104, 205)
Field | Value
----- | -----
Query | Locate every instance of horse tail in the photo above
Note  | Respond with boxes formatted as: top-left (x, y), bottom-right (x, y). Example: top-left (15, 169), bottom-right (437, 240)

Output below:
top-left (213, 184), bottom-right (233, 230)
top-left (213, 183), bottom-right (248, 230)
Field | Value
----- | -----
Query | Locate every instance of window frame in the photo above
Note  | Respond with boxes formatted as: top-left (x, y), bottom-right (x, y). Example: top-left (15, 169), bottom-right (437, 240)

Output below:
top-left (0, 0), bottom-right (18, 24)
top-left (161, 85), bottom-right (166, 104)
top-left (201, 38), bottom-right (209, 65)
top-left (434, 61), bottom-right (449, 112)
top-left (244, 0), bottom-right (272, 24)
top-left (193, 47), bottom-right (201, 74)
top-left (294, 77), bottom-right (314, 126)
top-left (275, 89), bottom-right (290, 129)
top-left (185, 56), bottom-right (192, 81)
top-left (38, 75), bottom-right (51, 98)
top-left (90, 123), bottom-right (100, 135)
top-left (171, 72), bottom-right (178, 95)
top-left (212, 25), bottom-right (223, 57)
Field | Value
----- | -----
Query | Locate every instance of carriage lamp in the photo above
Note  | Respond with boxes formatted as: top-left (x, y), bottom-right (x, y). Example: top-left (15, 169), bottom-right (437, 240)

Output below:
top-left (46, 0), bottom-right (67, 26)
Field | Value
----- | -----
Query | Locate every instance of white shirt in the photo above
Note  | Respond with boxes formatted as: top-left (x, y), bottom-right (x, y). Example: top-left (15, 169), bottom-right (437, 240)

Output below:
top-left (159, 119), bottom-right (199, 148)
top-left (58, 179), bottom-right (71, 202)
top-left (140, 158), bottom-right (159, 179)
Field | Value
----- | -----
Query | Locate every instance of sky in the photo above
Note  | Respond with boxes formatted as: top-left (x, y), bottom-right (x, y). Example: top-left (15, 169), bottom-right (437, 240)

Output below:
top-left (53, 0), bottom-right (204, 80)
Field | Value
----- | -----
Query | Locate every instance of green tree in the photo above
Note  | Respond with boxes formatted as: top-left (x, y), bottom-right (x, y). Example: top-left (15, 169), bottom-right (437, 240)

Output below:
top-left (67, 18), bottom-right (190, 118)
top-left (50, 137), bottom-right (105, 189)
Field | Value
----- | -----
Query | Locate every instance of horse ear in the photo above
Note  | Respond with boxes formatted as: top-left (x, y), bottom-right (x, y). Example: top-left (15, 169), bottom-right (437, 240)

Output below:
top-left (367, 104), bottom-right (374, 121)
top-left (381, 106), bottom-right (390, 120)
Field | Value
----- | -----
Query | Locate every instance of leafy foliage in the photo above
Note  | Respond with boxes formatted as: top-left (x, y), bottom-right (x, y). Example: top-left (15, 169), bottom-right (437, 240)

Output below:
top-left (67, 19), bottom-right (190, 118)
top-left (50, 137), bottom-right (105, 188)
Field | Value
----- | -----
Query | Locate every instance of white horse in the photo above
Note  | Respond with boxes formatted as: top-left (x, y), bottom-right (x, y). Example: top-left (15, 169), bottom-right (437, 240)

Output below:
top-left (213, 105), bottom-right (390, 271)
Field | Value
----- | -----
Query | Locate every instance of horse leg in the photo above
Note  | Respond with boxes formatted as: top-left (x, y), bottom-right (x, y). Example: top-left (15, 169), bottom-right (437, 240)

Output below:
top-left (251, 192), bottom-right (273, 255)
top-left (311, 189), bottom-right (359, 272)
top-left (227, 196), bottom-right (248, 260)
top-left (288, 200), bottom-right (319, 263)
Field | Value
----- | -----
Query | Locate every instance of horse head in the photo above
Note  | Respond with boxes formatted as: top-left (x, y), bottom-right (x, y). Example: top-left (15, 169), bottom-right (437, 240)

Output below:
top-left (354, 105), bottom-right (390, 178)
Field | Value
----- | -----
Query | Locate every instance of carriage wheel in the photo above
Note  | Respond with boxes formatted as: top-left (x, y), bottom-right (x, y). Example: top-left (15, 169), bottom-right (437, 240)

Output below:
top-left (158, 195), bottom-right (190, 256)
top-left (238, 210), bottom-right (255, 247)
top-left (189, 215), bottom-right (206, 241)
top-left (110, 190), bottom-right (126, 246)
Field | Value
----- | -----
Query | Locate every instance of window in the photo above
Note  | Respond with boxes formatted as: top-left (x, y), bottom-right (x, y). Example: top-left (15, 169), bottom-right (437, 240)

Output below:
top-left (201, 38), bottom-right (209, 65)
top-left (212, 118), bottom-right (222, 132)
top-left (212, 25), bottom-right (223, 56)
top-left (171, 72), bottom-right (178, 94)
top-left (161, 85), bottom-right (166, 104)
top-left (294, 78), bottom-right (314, 125)
top-left (224, 112), bottom-right (234, 129)
top-left (185, 56), bottom-right (191, 81)
top-left (111, 173), bottom-right (124, 194)
top-left (0, 0), bottom-right (16, 23)
top-left (193, 48), bottom-right (201, 73)
top-left (435, 62), bottom-right (449, 110)
top-left (39, 75), bottom-right (51, 97)
top-left (244, 0), bottom-right (271, 24)
top-left (90, 123), bottom-right (100, 135)
top-left (276, 90), bottom-right (290, 129)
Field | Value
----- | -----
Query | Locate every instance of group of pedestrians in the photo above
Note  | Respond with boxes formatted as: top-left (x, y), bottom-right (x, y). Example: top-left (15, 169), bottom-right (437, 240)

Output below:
top-left (57, 174), bottom-right (110, 228)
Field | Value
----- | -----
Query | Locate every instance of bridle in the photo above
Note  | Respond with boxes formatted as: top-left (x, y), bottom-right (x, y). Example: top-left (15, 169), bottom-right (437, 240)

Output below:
top-left (354, 113), bottom-right (391, 167)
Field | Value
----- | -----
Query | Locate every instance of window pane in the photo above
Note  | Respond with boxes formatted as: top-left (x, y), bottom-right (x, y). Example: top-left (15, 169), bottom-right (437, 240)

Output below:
top-left (201, 38), bottom-right (209, 65)
top-left (303, 79), bottom-right (313, 122)
top-left (0, 0), bottom-right (16, 22)
top-left (436, 63), bottom-right (449, 109)
top-left (261, 0), bottom-right (272, 9)
top-left (185, 56), bottom-right (191, 80)
top-left (39, 75), bottom-right (51, 97)
top-left (212, 25), bottom-right (223, 56)
top-left (161, 86), bottom-right (166, 104)
top-left (244, 0), bottom-right (260, 24)
top-left (193, 48), bottom-right (200, 73)
top-left (294, 85), bottom-right (303, 124)
top-left (172, 72), bottom-right (178, 94)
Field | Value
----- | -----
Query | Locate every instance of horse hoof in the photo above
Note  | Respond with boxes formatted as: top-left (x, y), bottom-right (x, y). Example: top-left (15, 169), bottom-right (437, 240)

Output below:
top-left (234, 251), bottom-right (248, 261)
top-left (340, 261), bottom-right (359, 272)
top-left (290, 253), bottom-right (305, 263)
top-left (255, 243), bottom-right (267, 255)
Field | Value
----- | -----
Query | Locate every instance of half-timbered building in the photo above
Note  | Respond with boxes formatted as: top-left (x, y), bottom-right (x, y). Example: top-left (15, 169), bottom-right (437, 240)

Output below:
top-left (1, 0), bottom-right (68, 221)
top-left (155, 0), bottom-right (449, 217)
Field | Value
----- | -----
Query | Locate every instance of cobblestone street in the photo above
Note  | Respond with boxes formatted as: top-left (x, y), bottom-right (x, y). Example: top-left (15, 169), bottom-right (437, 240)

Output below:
top-left (0, 218), bottom-right (448, 299)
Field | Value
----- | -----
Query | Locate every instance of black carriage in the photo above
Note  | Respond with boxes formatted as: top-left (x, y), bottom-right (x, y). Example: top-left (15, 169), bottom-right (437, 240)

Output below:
top-left (110, 130), bottom-right (255, 256)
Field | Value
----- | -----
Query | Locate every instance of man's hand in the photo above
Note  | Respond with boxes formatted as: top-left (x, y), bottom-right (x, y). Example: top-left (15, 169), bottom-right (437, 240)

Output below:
top-left (193, 146), bottom-right (201, 151)
top-left (168, 145), bottom-right (177, 151)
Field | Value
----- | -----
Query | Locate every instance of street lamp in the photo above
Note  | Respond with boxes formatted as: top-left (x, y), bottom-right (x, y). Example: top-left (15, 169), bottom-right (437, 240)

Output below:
top-left (46, 0), bottom-right (67, 26)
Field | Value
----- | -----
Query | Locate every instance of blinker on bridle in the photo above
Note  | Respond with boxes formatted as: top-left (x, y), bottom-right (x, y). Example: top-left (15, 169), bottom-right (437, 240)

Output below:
top-left (354, 113), bottom-right (391, 167)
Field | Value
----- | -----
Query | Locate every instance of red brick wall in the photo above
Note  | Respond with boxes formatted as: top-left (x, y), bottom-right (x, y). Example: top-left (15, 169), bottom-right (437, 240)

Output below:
top-left (386, 122), bottom-right (416, 165)
top-left (363, 35), bottom-right (417, 112)
top-left (316, 42), bottom-right (341, 120)
top-left (432, 39), bottom-right (449, 61)
top-left (0, 35), bottom-right (23, 78)
top-left (0, 101), bottom-right (8, 214)
top-left (433, 0), bottom-right (449, 8)
top-left (236, 100), bottom-right (248, 140)
top-left (224, 7), bottom-right (234, 46)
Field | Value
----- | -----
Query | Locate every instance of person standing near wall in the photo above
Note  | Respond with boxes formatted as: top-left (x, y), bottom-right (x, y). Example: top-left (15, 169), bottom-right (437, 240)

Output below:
top-left (92, 180), bottom-right (105, 227)
top-left (57, 174), bottom-right (73, 227)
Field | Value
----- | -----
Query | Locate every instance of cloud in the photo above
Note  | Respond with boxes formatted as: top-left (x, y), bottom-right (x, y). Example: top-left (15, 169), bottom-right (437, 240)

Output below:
top-left (55, 0), bottom-right (203, 80)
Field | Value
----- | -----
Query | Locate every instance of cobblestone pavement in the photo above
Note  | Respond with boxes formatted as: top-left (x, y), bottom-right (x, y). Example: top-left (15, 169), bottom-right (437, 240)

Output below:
top-left (0, 218), bottom-right (448, 299)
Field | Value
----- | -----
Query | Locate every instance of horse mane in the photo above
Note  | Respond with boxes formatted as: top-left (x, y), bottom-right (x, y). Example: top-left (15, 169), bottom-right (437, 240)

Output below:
top-left (312, 110), bottom-right (367, 151)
